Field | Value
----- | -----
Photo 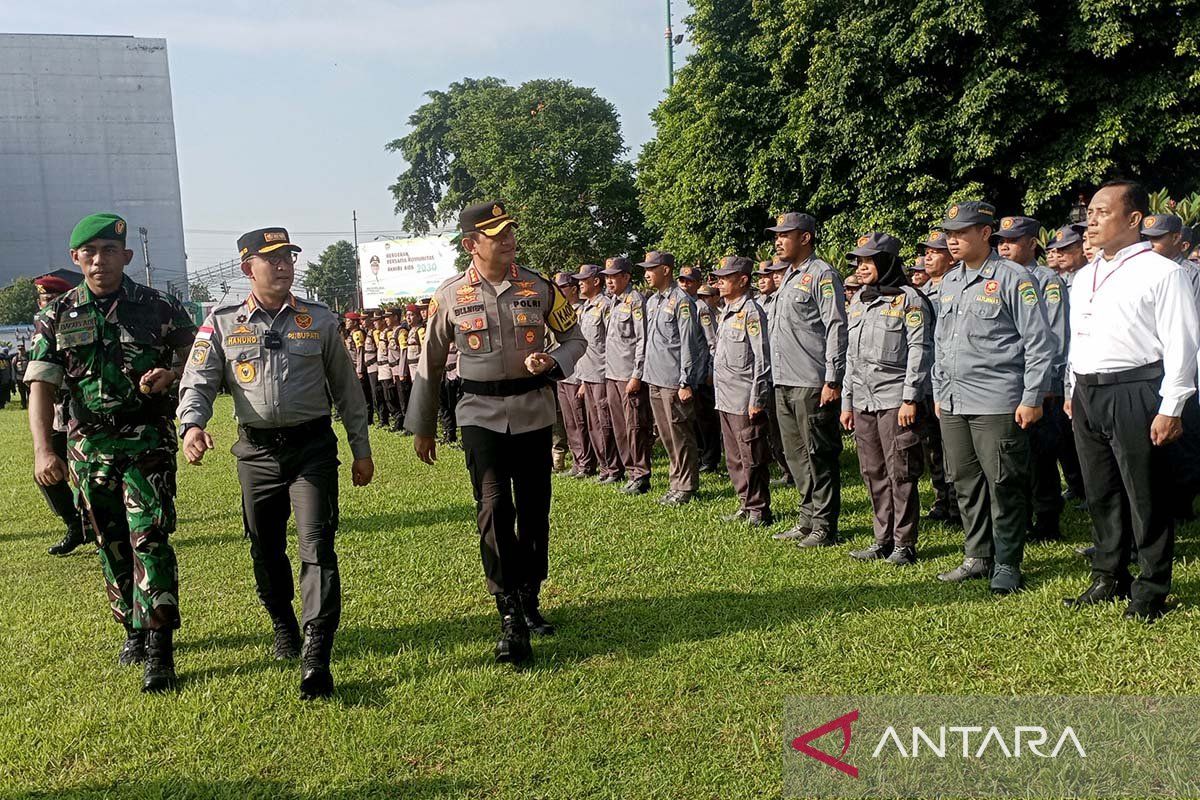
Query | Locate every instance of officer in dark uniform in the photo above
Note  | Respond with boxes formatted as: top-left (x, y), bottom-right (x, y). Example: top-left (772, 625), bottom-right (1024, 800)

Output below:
top-left (678, 265), bottom-right (723, 473)
top-left (13, 344), bottom-right (30, 409)
top-left (914, 231), bottom-right (959, 524)
top-left (178, 227), bottom-right (373, 700)
top-left (407, 201), bottom-right (586, 665)
top-left (932, 201), bottom-right (1055, 593)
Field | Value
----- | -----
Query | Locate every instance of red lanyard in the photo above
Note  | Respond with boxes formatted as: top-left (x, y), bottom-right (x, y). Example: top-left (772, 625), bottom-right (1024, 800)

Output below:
top-left (1091, 247), bottom-right (1150, 297)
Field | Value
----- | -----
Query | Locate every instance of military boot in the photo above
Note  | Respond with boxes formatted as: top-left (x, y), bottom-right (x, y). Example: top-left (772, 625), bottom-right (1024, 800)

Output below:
top-left (299, 624), bottom-right (335, 700)
top-left (271, 609), bottom-right (302, 660)
top-left (47, 524), bottom-right (86, 556)
top-left (519, 584), bottom-right (555, 636)
top-left (494, 593), bottom-right (532, 665)
top-left (141, 630), bottom-right (177, 693)
top-left (118, 625), bottom-right (146, 666)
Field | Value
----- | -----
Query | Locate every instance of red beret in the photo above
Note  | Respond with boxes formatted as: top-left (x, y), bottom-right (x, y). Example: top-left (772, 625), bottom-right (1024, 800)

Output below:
top-left (405, 303), bottom-right (418, 312)
top-left (34, 276), bottom-right (73, 294)
top-left (343, 311), bottom-right (362, 321)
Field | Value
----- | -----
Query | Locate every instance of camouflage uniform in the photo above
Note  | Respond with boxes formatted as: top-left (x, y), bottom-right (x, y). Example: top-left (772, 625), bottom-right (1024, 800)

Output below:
top-left (25, 276), bottom-right (196, 631)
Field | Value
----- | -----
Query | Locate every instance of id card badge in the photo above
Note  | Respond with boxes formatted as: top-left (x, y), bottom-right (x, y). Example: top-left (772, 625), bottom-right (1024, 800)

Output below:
top-left (1075, 310), bottom-right (1093, 338)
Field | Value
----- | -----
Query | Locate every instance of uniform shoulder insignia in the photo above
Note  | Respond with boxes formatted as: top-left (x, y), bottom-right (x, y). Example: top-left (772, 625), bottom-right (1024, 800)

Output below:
top-left (302, 297), bottom-right (328, 309)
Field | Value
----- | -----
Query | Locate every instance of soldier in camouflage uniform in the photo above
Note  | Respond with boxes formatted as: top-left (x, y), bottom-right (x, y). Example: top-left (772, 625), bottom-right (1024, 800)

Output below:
top-left (25, 213), bottom-right (196, 693)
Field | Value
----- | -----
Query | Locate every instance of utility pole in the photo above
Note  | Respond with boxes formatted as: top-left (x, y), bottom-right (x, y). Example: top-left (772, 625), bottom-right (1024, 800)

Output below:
top-left (352, 209), bottom-right (363, 309)
top-left (666, 0), bottom-right (675, 89)
top-left (138, 226), bottom-right (153, 288)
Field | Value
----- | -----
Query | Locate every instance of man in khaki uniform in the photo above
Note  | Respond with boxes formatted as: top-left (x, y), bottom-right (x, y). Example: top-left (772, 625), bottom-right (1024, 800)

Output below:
top-left (602, 257), bottom-right (653, 494)
top-left (407, 201), bottom-right (586, 665)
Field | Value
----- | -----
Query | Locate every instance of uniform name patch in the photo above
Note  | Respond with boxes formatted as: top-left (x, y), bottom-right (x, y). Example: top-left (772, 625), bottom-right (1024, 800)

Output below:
top-left (287, 331), bottom-right (320, 340)
top-left (226, 335), bottom-right (260, 346)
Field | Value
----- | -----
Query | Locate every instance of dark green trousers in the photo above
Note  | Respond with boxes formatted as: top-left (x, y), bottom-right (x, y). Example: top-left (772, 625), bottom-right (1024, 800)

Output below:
top-left (940, 413), bottom-right (1030, 566)
top-left (775, 385), bottom-right (842, 534)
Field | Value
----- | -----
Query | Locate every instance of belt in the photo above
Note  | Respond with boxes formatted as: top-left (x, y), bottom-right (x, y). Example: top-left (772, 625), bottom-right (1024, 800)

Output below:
top-left (1075, 361), bottom-right (1164, 387)
top-left (240, 415), bottom-right (332, 447)
top-left (460, 375), bottom-right (549, 397)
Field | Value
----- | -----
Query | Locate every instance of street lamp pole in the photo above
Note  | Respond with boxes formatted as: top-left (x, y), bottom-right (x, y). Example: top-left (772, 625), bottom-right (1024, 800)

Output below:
top-left (666, 0), bottom-right (675, 88)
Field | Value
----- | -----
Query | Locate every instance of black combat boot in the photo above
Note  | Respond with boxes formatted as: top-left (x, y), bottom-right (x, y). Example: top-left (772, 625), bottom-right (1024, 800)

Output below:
top-left (494, 593), bottom-right (532, 665)
top-left (299, 624), bottom-right (335, 700)
top-left (271, 609), bottom-right (302, 660)
top-left (141, 630), bottom-right (177, 693)
top-left (47, 524), bottom-right (86, 556)
top-left (118, 625), bottom-right (146, 666)
top-left (519, 584), bottom-right (556, 636)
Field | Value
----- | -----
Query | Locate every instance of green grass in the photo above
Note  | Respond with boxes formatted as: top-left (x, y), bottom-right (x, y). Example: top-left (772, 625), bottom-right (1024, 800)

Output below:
top-left (0, 396), bottom-right (1198, 798)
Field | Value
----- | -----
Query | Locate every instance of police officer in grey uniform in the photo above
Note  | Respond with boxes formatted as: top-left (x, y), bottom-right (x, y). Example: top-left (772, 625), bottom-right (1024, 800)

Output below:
top-left (1044, 224), bottom-right (1089, 505)
top-left (993, 216), bottom-right (1070, 540)
top-left (757, 260), bottom-right (793, 487)
top-left (553, 272), bottom-right (593, 476)
top-left (679, 265), bottom-right (723, 472)
top-left (640, 251), bottom-right (709, 506)
top-left (840, 233), bottom-right (933, 566)
top-left (766, 212), bottom-right (848, 547)
top-left (602, 257), bottom-right (654, 494)
top-left (407, 201), bottom-right (586, 665)
top-left (572, 263), bottom-right (623, 483)
top-left (915, 230), bottom-right (959, 523)
top-left (932, 201), bottom-right (1055, 593)
top-left (712, 256), bottom-right (773, 526)
top-left (178, 226), bottom-right (374, 700)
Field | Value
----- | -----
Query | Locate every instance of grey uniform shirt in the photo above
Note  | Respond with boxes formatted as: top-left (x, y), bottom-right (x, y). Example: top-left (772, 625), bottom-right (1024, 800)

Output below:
top-left (575, 293), bottom-right (610, 384)
top-left (603, 287), bottom-right (647, 382)
top-left (177, 294), bottom-right (371, 459)
top-left (643, 285), bottom-right (708, 389)
top-left (1021, 261), bottom-right (1069, 393)
top-left (1173, 255), bottom-right (1200, 305)
top-left (714, 294), bottom-right (772, 414)
top-left (405, 263), bottom-right (586, 437)
top-left (558, 300), bottom-right (585, 386)
top-left (769, 256), bottom-right (848, 388)
top-left (932, 250), bottom-right (1055, 414)
top-left (698, 301), bottom-right (718, 378)
top-left (842, 287), bottom-right (932, 413)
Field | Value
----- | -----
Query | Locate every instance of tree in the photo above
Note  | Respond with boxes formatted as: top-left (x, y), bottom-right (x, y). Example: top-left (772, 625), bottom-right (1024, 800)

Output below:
top-left (0, 278), bottom-right (39, 325)
top-left (639, 0), bottom-right (1200, 266)
top-left (388, 77), bottom-right (648, 273)
top-left (302, 240), bottom-right (359, 310)
top-left (188, 282), bottom-right (212, 303)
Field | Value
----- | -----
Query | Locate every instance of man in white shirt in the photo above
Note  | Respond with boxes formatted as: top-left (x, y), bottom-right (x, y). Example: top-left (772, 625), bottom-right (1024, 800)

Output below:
top-left (1063, 180), bottom-right (1200, 622)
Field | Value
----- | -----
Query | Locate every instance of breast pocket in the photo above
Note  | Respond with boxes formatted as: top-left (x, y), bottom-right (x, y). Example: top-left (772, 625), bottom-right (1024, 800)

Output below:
top-left (287, 338), bottom-right (322, 358)
top-left (724, 328), bottom-right (751, 369)
top-left (513, 309), bottom-right (544, 350)
top-left (616, 310), bottom-right (635, 338)
top-left (456, 314), bottom-right (493, 355)
top-left (880, 320), bottom-right (906, 365)
top-left (228, 349), bottom-right (263, 387)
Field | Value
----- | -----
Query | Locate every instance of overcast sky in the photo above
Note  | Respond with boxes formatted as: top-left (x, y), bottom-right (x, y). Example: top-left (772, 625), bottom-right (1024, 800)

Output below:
top-left (9, 1), bottom-right (693, 281)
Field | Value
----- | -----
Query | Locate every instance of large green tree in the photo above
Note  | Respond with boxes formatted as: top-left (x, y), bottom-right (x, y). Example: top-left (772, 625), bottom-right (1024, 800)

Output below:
top-left (388, 77), bottom-right (647, 273)
top-left (639, 0), bottom-right (1200, 264)
top-left (0, 278), bottom-right (39, 325)
top-left (302, 240), bottom-right (359, 310)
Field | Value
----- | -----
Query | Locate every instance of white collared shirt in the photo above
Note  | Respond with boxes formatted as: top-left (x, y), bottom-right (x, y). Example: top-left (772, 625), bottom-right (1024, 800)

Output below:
top-left (1067, 241), bottom-right (1199, 416)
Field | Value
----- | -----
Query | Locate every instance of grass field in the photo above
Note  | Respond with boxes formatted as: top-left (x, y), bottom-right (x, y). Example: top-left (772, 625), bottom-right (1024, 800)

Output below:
top-left (1, 395), bottom-right (1198, 799)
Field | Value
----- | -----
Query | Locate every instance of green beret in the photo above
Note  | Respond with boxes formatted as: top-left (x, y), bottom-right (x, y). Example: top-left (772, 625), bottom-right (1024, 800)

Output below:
top-left (69, 213), bottom-right (128, 250)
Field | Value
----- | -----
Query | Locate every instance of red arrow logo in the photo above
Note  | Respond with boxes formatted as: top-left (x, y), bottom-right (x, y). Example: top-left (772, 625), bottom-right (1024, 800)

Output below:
top-left (791, 709), bottom-right (859, 778)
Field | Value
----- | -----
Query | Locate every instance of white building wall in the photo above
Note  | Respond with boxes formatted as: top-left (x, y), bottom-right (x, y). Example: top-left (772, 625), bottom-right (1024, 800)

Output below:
top-left (0, 34), bottom-right (187, 296)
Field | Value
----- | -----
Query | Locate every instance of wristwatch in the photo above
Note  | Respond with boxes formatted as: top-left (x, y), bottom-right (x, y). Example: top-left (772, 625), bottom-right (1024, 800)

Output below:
top-left (825, 381), bottom-right (841, 391)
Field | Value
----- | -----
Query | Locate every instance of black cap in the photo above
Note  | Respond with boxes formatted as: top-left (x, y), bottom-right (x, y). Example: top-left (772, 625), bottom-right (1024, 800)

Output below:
top-left (938, 201), bottom-right (998, 231)
top-left (766, 258), bottom-right (791, 273)
top-left (572, 264), bottom-right (602, 280)
top-left (846, 232), bottom-right (901, 261)
top-left (992, 216), bottom-right (1041, 240)
top-left (1182, 224), bottom-right (1194, 246)
top-left (697, 283), bottom-right (718, 296)
top-left (1141, 213), bottom-right (1183, 237)
top-left (238, 227), bottom-right (301, 260)
top-left (553, 271), bottom-right (576, 287)
top-left (713, 256), bottom-right (754, 277)
top-left (459, 201), bottom-right (517, 236)
top-left (917, 230), bottom-right (950, 252)
top-left (766, 211), bottom-right (817, 235)
top-left (677, 265), bottom-right (703, 282)
top-left (601, 256), bottom-right (632, 275)
top-left (1045, 225), bottom-right (1084, 251)
top-left (637, 251), bottom-right (676, 269)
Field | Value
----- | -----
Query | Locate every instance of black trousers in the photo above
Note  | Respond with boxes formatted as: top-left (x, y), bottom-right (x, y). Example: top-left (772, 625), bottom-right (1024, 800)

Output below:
top-left (376, 377), bottom-right (395, 428)
top-left (233, 419), bottom-right (342, 631)
top-left (1072, 373), bottom-right (1175, 603)
top-left (16, 381), bottom-right (29, 409)
top-left (359, 374), bottom-right (375, 424)
top-left (369, 372), bottom-right (388, 426)
top-left (693, 383), bottom-right (723, 469)
top-left (0, 383), bottom-right (10, 408)
top-left (40, 429), bottom-right (84, 536)
top-left (461, 425), bottom-right (552, 595)
top-left (775, 385), bottom-right (842, 534)
top-left (439, 377), bottom-right (461, 442)
top-left (1029, 396), bottom-right (1066, 519)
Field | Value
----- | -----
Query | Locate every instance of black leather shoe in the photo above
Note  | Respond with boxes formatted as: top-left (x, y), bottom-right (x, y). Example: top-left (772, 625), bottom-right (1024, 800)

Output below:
top-left (299, 624), bottom-right (335, 700)
top-left (620, 479), bottom-right (650, 495)
top-left (1062, 576), bottom-right (1131, 608)
top-left (1123, 597), bottom-right (1168, 623)
top-left (48, 526), bottom-right (86, 556)
top-left (1028, 515), bottom-right (1062, 542)
top-left (118, 626), bottom-right (146, 666)
top-left (849, 543), bottom-right (892, 561)
top-left (519, 584), bottom-right (555, 636)
top-left (271, 611), bottom-right (302, 660)
top-left (141, 630), bottom-right (177, 693)
top-left (926, 505), bottom-right (953, 522)
top-left (494, 593), bottom-right (532, 664)
top-left (746, 511), bottom-right (773, 527)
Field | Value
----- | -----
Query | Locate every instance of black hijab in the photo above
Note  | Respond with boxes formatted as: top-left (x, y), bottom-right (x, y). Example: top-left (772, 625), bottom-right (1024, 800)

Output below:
top-left (857, 252), bottom-right (909, 302)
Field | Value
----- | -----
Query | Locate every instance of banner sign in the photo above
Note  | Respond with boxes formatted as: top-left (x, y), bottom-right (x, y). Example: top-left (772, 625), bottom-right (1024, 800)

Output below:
top-left (357, 235), bottom-right (459, 307)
